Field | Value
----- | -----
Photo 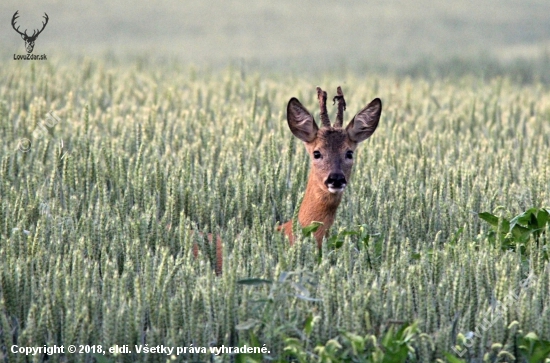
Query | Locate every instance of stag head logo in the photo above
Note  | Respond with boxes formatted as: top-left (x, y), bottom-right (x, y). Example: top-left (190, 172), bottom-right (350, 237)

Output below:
top-left (12, 11), bottom-right (49, 54)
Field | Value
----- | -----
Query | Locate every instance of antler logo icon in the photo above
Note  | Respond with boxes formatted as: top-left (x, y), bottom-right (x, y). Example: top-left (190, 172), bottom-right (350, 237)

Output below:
top-left (12, 10), bottom-right (49, 54)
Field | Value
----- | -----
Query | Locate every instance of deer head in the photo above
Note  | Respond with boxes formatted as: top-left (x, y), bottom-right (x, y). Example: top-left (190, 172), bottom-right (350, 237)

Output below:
top-left (280, 87), bottom-right (382, 247)
top-left (12, 11), bottom-right (49, 54)
top-left (287, 87), bottom-right (381, 195)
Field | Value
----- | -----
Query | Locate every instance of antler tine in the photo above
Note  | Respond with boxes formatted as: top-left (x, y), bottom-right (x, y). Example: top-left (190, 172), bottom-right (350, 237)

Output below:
top-left (316, 87), bottom-right (331, 127)
top-left (333, 86), bottom-right (346, 128)
top-left (34, 13), bottom-right (49, 37)
top-left (11, 10), bottom-right (25, 36)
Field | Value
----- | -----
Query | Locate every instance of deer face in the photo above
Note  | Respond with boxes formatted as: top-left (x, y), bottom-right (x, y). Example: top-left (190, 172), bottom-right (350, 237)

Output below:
top-left (303, 129), bottom-right (356, 194)
top-left (287, 89), bottom-right (381, 195)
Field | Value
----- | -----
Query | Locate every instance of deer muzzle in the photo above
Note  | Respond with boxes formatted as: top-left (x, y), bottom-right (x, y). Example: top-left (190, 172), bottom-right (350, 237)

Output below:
top-left (325, 173), bottom-right (347, 194)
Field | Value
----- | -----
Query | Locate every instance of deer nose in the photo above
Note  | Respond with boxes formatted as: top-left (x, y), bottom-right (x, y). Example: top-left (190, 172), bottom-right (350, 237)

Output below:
top-left (325, 173), bottom-right (347, 193)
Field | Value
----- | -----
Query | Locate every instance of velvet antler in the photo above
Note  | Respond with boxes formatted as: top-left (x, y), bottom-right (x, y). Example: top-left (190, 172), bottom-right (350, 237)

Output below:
top-left (333, 86), bottom-right (346, 128)
top-left (317, 87), bottom-right (331, 127)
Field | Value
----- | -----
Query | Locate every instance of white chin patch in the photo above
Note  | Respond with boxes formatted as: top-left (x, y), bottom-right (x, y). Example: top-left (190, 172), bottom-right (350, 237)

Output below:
top-left (328, 186), bottom-right (345, 194)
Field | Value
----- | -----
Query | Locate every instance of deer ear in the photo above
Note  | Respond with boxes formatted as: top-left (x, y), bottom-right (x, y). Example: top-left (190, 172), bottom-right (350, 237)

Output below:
top-left (287, 98), bottom-right (318, 142)
top-left (346, 98), bottom-right (382, 143)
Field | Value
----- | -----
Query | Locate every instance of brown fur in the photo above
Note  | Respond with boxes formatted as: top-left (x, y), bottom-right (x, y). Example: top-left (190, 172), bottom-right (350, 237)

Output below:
top-left (279, 87), bottom-right (382, 249)
top-left (185, 87), bottom-right (381, 274)
top-left (277, 127), bottom-right (353, 249)
top-left (167, 223), bottom-right (223, 276)
top-left (191, 231), bottom-right (223, 276)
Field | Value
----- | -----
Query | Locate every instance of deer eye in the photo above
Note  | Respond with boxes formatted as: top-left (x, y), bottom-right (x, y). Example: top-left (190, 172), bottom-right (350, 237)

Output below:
top-left (313, 151), bottom-right (322, 159)
top-left (345, 150), bottom-right (354, 159)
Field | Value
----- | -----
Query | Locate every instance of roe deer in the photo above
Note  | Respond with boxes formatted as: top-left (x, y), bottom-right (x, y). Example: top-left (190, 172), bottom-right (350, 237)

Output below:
top-left (191, 231), bottom-right (223, 276)
top-left (278, 87), bottom-right (382, 248)
top-left (189, 86), bottom-right (381, 275)
top-left (166, 225), bottom-right (222, 274)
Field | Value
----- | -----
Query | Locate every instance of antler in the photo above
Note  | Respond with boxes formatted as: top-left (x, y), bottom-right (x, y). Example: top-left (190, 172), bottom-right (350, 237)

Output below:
top-left (11, 11), bottom-right (48, 40)
top-left (316, 87), bottom-right (331, 127)
top-left (333, 86), bottom-right (346, 128)
top-left (11, 11), bottom-right (26, 37)
top-left (31, 13), bottom-right (49, 39)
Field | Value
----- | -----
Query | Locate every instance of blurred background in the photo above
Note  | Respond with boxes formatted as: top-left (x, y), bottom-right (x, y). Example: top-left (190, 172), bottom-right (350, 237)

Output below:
top-left (1, 0), bottom-right (550, 79)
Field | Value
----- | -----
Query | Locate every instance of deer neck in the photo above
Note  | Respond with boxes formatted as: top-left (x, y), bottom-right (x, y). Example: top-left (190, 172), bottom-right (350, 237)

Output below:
top-left (298, 176), bottom-right (343, 245)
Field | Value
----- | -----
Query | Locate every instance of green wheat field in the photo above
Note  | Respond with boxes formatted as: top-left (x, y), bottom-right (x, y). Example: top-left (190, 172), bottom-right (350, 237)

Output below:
top-left (1, 2), bottom-right (550, 361)
top-left (1, 56), bottom-right (549, 362)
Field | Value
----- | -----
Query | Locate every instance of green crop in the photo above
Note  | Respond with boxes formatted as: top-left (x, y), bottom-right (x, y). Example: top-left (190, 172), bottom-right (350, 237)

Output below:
top-left (1, 58), bottom-right (549, 362)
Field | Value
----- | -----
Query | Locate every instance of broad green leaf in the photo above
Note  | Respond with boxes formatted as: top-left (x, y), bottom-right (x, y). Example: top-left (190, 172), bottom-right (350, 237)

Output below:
top-left (302, 221), bottom-right (323, 236)
top-left (444, 353), bottom-right (467, 363)
top-left (327, 235), bottom-right (344, 249)
top-left (510, 224), bottom-right (531, 241)
top-left (511, 208), bottom-right (539, 229)
top-left (536, 208), bottom-right (549, 229)
top-left (237, 278), bottom-right (273, 285)
top-left (478, 212), bottom-right (499, 227)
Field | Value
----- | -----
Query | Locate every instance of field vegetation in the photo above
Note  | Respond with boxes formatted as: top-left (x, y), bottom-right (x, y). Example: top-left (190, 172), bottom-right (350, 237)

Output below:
top-left (1, 56), bottom-right (550, 362)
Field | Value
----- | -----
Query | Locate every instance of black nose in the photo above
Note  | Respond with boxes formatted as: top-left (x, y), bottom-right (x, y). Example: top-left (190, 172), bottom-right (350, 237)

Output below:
top-left (325, 173), bottom-right (347, 188)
